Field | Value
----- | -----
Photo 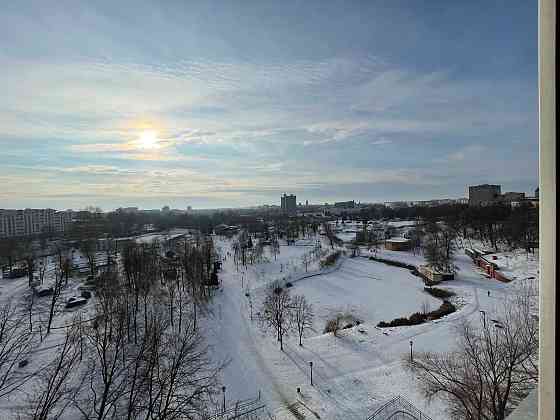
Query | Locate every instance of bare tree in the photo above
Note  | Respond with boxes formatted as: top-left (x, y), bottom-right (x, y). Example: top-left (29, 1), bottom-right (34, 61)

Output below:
top-left (349, 243), bottom-right (360, 258)
top-left (76, 293), bottom-right (130, 420)
top-left (37, 256), bottom-right (48, 285)
top-left (324, 312), bottom-right (344, 337)
top-left (291, 295), bottom-right (314, 346)
top-left (322, 223), bottom-right (336, 249)
top-left (140, 317), bottom-right (222, 420)
top-left (301, 252), bottom-right (311, 273)
top-left (0, 303), bottom-right (33, 399)
top-left (423, 221), bottom-right (457, 273)
top-left (26, 323), bottom-right (84, 420)
top-left (0, 237), bottom-right (19, 273)
top-left (79, 238), bottom-right (98, 277)
top-left (74, 251), bottom-right (223, 420)
top-left (420, 300), bottom-right (431, 316)
top-left (46, 269), bottom-right (64, 335)
top-left (408, 285), bottom-right (538, 420)
top-left (20, 239), bottom-right (37, 288)
top-left (270, 236), bottom-right (280, 261)
top-left (259, 282), bottom-right (293, 351)
top-left (409, 219), bottom-right (424, 256)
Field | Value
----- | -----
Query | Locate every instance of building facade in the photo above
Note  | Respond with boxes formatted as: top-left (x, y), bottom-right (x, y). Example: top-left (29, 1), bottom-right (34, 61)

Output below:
top-left (384, 238), bottom-right (411, 251)
top-left (0, 208), bottom-right (74, 238)
top-left (501, 192), bottom-right (526, 203)
top-left (334, 200), bottom-right (355, 208)
top-left (468, 184), bottom-right (502, 206)
top-left (281, 194), bottom-right (297, 214)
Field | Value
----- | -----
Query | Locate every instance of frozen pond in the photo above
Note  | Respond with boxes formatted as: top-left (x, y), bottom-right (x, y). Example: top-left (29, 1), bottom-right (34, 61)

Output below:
top-left (290, 257), bottom-right (441, 334)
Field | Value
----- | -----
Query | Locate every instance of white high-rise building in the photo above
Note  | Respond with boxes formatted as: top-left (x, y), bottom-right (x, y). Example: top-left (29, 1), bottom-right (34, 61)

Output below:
top-left (0, 208), bottom-right (74, 238)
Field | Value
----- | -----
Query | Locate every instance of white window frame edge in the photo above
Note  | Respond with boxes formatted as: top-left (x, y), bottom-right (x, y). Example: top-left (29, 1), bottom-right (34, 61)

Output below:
top-left (538, 0), bottom-right (556, 418)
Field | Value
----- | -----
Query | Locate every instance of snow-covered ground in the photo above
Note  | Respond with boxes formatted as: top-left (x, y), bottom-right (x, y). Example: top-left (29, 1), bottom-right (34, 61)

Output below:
top-left (0, 231), bottom-right (538, 420)
top-left (202, 236), bottom-right (538, 419)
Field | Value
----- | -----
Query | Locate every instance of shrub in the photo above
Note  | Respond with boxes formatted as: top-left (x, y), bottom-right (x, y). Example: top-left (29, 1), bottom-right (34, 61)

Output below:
top-left (427, 300), bottom-right (456, 319)
top-left (424, 287), bottom-right (455, 299)
top-left (324, 318), bottom-right (339, 334)
top-left (377, 301), bottom-right (456, 328)
top-left (320, 251), bottom-right (342, 268)
top-left (390, 318), bottom-right (411, 327)
top-left (409, 312), bottom-right (427, 325)
top-left (285, 282), bottom-right (293, 288)
top-left (376, 317), bottom-right (410, 328)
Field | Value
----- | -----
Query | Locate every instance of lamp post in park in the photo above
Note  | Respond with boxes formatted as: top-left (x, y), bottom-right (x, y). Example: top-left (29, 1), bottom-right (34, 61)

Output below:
top-left (222, 386), bottom-right (226, 413)
top-left (409, 340), bottom-right (414, 363)
top-left (309, 361), bottom-right (313, 386)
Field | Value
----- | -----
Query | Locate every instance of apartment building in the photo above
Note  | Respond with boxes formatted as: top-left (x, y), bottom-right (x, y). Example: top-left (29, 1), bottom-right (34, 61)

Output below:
top-left (0, 208), bottom-right (74, 238)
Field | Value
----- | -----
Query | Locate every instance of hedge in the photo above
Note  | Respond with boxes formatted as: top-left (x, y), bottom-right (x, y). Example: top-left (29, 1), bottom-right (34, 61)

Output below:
top-left (424, 286), bottom-right (455, 299)
top-left (377, 300), bottom-right (456, 328)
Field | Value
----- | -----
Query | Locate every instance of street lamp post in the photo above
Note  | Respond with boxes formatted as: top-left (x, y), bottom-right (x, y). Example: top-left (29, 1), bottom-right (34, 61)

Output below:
top-left (222, 386), bottom-right (226, 413)
top-left (409, 340), bottom-right (413, 363)
top-left (309, 361), bottom-right (313, 386)
top-left (249, 299), bottom-right (253, 321)
top-left (480, 310), bottom-right (486, 328)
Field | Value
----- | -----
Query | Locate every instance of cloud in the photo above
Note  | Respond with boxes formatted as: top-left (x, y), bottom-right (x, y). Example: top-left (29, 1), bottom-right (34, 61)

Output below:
top-left (446, 145), bottom-right (487, 162)
top-left (0, 27), bottom-right (536, 208)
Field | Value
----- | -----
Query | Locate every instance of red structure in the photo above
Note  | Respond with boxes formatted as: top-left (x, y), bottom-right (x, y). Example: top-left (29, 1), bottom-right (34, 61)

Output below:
top-left (475, 256), bottom-right (511, 283)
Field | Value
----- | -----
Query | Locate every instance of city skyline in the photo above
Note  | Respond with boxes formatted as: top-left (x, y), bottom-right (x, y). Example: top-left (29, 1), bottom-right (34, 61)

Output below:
top-left (0, 1), bottom-right (537, 210)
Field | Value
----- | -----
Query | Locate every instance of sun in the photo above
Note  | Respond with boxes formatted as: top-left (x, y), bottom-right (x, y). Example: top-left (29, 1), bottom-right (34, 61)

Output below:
top-left (137, 130), bottom-right (160, 149)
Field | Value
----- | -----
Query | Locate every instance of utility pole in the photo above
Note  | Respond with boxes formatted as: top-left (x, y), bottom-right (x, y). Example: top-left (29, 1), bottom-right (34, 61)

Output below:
top-left (249, 299), bottom-right (253, 320)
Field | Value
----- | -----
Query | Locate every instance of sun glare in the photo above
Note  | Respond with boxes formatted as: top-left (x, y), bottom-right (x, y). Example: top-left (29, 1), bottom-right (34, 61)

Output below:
top-left (138, 130), bottom-right (160, 149)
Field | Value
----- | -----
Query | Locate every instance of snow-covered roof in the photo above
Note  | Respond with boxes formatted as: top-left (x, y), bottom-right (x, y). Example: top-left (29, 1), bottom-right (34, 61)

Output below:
top-left (385, 237), bottom-right (410, 243)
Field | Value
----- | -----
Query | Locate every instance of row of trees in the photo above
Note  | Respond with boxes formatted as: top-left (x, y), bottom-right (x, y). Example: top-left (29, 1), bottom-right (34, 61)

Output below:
top-left (0, 236), bottom-right (225, 420)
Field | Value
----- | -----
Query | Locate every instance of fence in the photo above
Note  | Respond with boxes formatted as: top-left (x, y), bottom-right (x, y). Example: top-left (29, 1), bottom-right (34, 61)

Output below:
top-left (205, 393), bottom-right (267, 420)
top-left (367, 396), bottom-right (433, 420)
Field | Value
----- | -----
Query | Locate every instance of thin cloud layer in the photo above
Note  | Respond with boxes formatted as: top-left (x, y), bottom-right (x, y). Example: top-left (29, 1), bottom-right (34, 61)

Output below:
top-left (0, 1), bottom-right (537, 209)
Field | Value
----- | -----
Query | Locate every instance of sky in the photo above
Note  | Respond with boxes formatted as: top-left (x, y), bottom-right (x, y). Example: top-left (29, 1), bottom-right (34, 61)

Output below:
top-left (0, 0), bottom-right (538, 211)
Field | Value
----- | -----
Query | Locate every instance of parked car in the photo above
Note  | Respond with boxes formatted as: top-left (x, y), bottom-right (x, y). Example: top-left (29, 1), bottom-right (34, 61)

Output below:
top-left (65, 296), bottom-right (87, 309)
top-left (80, 290), bottom-right (92, 299)
top-left (34, 285), bottom-right (53, 297)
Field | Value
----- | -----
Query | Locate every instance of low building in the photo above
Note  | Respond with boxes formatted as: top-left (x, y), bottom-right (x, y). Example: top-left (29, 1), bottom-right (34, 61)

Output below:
top-left (214, 224), bottom-right (239, 236)
top-left (384, 201), bottom-right (412, 209)
top-left (334, 200), bottom-right (355, 208)
top-left (418, 265), bottom-right (455, 283)
top-left (501, 192), bottom-right (526, 203)
top-left (384, 238), bottom-right (411, 251)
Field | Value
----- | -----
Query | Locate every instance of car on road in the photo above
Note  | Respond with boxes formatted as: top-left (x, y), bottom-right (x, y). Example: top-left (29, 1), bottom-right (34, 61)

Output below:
top-left (65, 296), bottom-right (87, 309)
